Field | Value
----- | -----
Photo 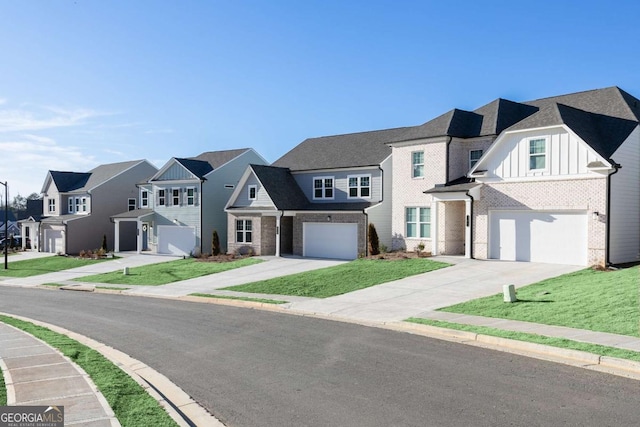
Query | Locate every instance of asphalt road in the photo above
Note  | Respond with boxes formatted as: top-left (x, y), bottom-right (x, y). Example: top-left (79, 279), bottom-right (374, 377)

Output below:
top-left (1, 287), bottom-right (639, 427)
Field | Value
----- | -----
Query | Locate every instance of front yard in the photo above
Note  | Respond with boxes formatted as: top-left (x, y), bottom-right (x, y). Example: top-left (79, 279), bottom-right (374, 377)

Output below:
top-left (0, 256), bottom-right (112, 278)
top-left (77, 257), bottom-right (263, 286)
top-left (223, 258), bottom-right (450, 298)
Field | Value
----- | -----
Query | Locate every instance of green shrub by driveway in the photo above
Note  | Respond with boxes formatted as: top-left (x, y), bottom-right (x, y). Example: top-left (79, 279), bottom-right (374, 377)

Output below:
top-left (77, 257), bottom-right (263, 286)
top-left (439, 266), bottom-right (640, 337)
top-left (224, 258), bottom-right (449, 298)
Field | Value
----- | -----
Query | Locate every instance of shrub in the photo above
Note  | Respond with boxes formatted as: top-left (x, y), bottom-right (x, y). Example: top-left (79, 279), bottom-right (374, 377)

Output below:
top-left (368, 223), bottom-right (380, 256)
top-left (212, 230), bottom-right (221, 256)
top-left (101, 234), bottom-right (108, 252)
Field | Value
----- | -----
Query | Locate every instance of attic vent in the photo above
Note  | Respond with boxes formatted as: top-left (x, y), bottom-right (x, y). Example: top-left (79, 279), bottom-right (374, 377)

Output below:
top-left (224, 184), bottom-right (235, 189)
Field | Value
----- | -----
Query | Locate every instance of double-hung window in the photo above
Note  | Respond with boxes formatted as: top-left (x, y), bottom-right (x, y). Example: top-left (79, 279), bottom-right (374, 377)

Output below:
top-left (412, 151), bottom-right (424, 178)
top-left (469, 149), bottom-right (483, 169)
top-left (68, 198), bottom-right (74, 213)
top-left (406, 207), bottom-right (431, 238)
top-left (248, 185), bottom-right (257, 201)
top-left (313, 177), bottom-right (334, 200)
top-left (81, 197), bottom-right (87, 212)
top-left (128, 198), bottom-right (136, 211)
top-left (236, 219), bottom-right (252, 243)
top-left (186, 188), bottom-right (195, 205)
top-left (348, 175), bottom-right (371, 198)
top-left (158, 189), bottom-right (166, 206)
top-left (529, 138), bottom-right (547, 170)
top-left (172, 189), bottom-right (180, 206)
top-left (141, 191), bottom-right (149, 207)
top-left (48, 199), bottom-right (55, 213)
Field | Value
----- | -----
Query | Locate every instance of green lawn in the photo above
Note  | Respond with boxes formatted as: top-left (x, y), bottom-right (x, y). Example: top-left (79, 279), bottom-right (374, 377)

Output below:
top-left (438, 266), bottom-right (640, 337)
top-left (0, 256), bottom-right (112, 278)
top-left (190, 293), bottom-right (288, 304)
top-left (77, 257), bottom-right (263, 286)
top-left (0, 315), bottom-right (177, 426)
top-left (224, 258), bottom-right (450, 298)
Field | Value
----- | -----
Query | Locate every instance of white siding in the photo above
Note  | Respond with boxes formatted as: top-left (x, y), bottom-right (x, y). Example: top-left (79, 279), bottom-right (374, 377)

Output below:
top-left (485, 128), bottom-right (604, 179)
top-left (609, 126), bottom-right (640, 264)
top-left (365, 156), bottom-right (392, 249)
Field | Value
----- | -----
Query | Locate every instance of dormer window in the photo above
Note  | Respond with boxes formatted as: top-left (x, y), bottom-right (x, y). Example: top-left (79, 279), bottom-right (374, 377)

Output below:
top-left (248, 185), bottom-right (257, 200)
top-left (48, 199), bottom-right (55, 213)
top-left (529, 138), bottom-right (547, 170)
top-left (469, 150), bottom-right (483, 169)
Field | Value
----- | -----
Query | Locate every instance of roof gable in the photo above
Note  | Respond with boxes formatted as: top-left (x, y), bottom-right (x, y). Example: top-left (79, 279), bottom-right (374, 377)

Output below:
top-left (175, 158), bottom-right (213, 179)
top-left (48, 171), bottom-right (91, 192)
top-left (193, 148), bottom-right (253, 170)
top-left (251, 165), bottom-right (310, 210)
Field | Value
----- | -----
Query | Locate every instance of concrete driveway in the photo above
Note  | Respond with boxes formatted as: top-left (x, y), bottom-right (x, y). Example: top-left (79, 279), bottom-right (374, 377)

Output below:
top-left (286, 256), bottom-right (584, 323)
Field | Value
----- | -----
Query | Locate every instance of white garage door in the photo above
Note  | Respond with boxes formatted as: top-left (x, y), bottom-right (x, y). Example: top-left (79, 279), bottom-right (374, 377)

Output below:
top-left (303, 223), bottom-right (358, 260)
top-left (489, 211), bottom-right (587, 265)
top-left (44, 229), bottom-right (64, 253)
top-left (157, 226), bottom-right (196, 256)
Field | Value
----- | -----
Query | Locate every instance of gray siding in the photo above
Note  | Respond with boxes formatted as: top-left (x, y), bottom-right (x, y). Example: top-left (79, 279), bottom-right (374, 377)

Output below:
top-left (233, 173), bottom-right (275, 208)
top-left (151, 181), bottom-right (202, 250)
top-left (292, 167), bottom-right (382, 204)
top-left (156, 162), bottom-right (196, 180)
top-left (365, 156), bottom-right (392, 250)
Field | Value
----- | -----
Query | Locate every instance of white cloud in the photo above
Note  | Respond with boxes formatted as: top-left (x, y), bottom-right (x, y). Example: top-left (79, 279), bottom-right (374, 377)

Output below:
top-left (0, 98), bottom-right (7, 106)
top-left (0, 105), bottom-right (108, 133)
top-left (144, 128), bottom-right (174, 134)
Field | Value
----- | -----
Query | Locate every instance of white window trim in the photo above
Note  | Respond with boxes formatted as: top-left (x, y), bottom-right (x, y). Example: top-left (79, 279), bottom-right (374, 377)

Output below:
top-left (347, 174), bottom-right (372, 199)
top-left (412, 151), bottom-right (425, 179)
top-left (141, 190), bottom-right (149, 207)
top-left (248, 185), bottom-right (257, 201)
top-left (48, 199), bottom-right (55, 213)
top-left (171, 188), bottom-right (181, 207)
top-left (469, 149), bottom-right (483, 170)
top-left (68, 198), bottom-right (74, 213)
top-left (528, 137), bottom-right (548, 172)
top-left (81, 197), bottom-right (87, 213)
top-left (186, 187), bottom-right (195, 206)
top-left (236, 219), bottom-right (253, 243)
top-left (405, 207), bottom-right (431, 239)
top-left (158, 189), bottom-right (166, 206)
top-left (312, 176), bottom-right (335, 200)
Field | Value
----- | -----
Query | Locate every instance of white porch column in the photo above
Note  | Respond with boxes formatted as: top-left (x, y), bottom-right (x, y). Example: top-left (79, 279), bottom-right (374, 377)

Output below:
top-left (275, 215), bottom-right (281, 257)
top-left (114, 220), bottom-right (120, 253)
top-left (431, 201), bottom-right (439, 256)
top-left (136, 219), bottom-right (142, 254)
top-left (465, 198), bottom-right (472, 258)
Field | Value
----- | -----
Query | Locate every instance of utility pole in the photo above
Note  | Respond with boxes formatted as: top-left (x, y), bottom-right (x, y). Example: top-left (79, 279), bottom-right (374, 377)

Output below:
top-left (1, 181), bottom-right (7, 269)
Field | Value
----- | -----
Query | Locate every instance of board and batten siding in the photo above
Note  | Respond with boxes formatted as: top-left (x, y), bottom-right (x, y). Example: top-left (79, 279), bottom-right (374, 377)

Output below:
top-left (156, 162), bottom-right (196, 181)
top-left (485, 128), bottom-right (602, 179)
top-left (293, 167), bottom-right (383, 203)
top-left (609, 126), bottom-right (640, 264)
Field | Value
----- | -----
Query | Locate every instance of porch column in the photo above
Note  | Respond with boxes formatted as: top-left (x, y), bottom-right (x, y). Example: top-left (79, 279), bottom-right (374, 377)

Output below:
top-left (431, 201), bottom-right (439, 256)
top-left (465, 198), bottom-right (472, 258)
top-left (136, 219), bottom-right (142, 254)
top-left (275, 215), bottom-right (281, 257)
top-left (114, 220), bottom-right (120, 253)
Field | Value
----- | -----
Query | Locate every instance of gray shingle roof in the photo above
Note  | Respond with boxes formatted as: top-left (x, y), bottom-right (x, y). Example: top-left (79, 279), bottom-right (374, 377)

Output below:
top-left (174, 158), bottom-right (213, 179)
top-left (272, 128), bottom-right (400, 171)
top-left (111, 208), bottom-right (154, 219)
top-left (251, 165), bottom-right (310, 210)
top-left (49, 171), bottom-right (91, 192)
top-left (193, 149), bottom-right (252, 169)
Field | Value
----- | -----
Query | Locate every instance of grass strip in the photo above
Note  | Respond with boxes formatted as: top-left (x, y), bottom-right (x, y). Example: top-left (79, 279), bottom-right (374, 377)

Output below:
top-left (224, 258), bottom-right (449, 298)
top-left (0, 256), bottom-right (113, 278)
top-left (190, 293), bottom-right (288, 304)
top-left (439, 266), bottom-right (640, 337)
top-left (0, 315), bottom-right (178, 427)
top-left (406, 318), bottom-right (640, 362)
top-left (0, 362), bottom-right (5, 405)
top-left (77, 257), bottom-right (263, 286)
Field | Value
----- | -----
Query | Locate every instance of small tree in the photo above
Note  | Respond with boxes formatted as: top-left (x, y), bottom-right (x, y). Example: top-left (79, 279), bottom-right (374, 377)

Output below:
top-left (101, 234), bottom-right (108, 252)
top-left (368, 223), bottom-right (380, 256)
top-left (212, 230), bottom-right (221, 256)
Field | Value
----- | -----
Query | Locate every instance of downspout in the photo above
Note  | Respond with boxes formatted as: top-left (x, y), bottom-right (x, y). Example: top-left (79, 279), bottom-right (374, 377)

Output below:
top-left (465, 190), bottom-right (474, 259)
top-left (364, 209), bottom-right (369, 257)
top-left (445, 136), bottom-right (453, 184)
top-left (200, 179), bottom-right (205, 254)
top-left (605, 161), bottom-right (621, 267)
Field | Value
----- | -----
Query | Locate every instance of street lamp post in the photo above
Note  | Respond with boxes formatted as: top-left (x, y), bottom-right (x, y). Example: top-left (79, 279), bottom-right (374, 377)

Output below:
top-left (1, 181), bottom-right (7, 269)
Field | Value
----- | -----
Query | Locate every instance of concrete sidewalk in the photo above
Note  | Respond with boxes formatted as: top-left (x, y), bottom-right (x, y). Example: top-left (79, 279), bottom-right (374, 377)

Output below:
top-left (0, 322), bottom-right (119, 427)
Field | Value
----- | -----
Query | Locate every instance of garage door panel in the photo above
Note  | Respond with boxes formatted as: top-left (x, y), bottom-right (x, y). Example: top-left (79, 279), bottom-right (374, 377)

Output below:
top-left (490, 211), bottom-right (587, 265)
top-left (303, 223), bottom-right (358, 260)
top-left (158, 226), bottom-right (196, 256)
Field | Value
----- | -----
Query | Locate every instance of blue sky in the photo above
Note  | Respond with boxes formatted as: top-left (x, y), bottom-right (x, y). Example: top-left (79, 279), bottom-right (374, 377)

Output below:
top-left (2, 0), bottom-right (639, 198)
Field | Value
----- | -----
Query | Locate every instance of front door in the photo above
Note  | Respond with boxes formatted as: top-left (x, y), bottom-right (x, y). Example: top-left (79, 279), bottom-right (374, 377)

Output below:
top-left (142, 223), bottom-right (149, 251)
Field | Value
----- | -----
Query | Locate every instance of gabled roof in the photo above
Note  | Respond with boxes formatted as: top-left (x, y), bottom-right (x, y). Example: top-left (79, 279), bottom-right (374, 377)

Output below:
top-left (250, 165), bottom-right (310, 210)
top-left (174, 158), bottom-right (213, 179)
top-left (0, 210), bottom-right (17, 222)
top-left (45, 160), bottom-right (147, 194)
top-left (152, 149), bottom-right (254, 181)
top-left (272, 128), bottom-right (400, 171)
top-left (192, 148), bottom-right (253, 169)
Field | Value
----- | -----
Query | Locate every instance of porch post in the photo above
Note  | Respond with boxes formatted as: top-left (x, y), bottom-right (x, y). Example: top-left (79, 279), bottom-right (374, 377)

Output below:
top-left (275, 214), bottom-right (281, 257)
top-left (114, 220), bottom-right (120, 253)
top-left (465, 198), bottom-right (472, 258)
top-left (431, 200), bottom-right (438, 256)
top-left (136, 219), bottom-right (142, 254)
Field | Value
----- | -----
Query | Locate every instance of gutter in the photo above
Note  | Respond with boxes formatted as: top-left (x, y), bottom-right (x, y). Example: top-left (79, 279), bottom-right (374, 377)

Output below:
top-left (605, 160), bottom-right (621, 267)
top-left (466, 190), bottom-right (474, 259)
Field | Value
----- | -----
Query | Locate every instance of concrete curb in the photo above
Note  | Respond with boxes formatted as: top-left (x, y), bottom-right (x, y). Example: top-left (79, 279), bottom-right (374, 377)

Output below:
top-left (0, 312), bottom-right (225, 427)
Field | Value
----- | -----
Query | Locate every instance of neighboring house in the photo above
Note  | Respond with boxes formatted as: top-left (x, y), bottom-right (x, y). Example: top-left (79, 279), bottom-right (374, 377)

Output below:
top-left (18, 199), bottom-right (44, 250)
top-left (112, 149), bottom-right (267, 256)
top-left (389, 86), bottom-right (639, 267)
top-left (225, 129), bottom-right (400, 259)
top-left (0, 211), bottom-right (20, 241)
top-left (33, 160), bottom-right (158, 254)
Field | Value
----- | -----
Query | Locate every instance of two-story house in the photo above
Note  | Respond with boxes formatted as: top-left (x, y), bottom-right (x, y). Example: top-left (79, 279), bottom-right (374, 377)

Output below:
top-left (225, 129), bottom-right (401, 259)
top-left (112, 149), bottom-right (267, 256)
top-left (390, 86), bottom-right (639, 267)
top-left (33, 160), bottom-right (158, 254)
